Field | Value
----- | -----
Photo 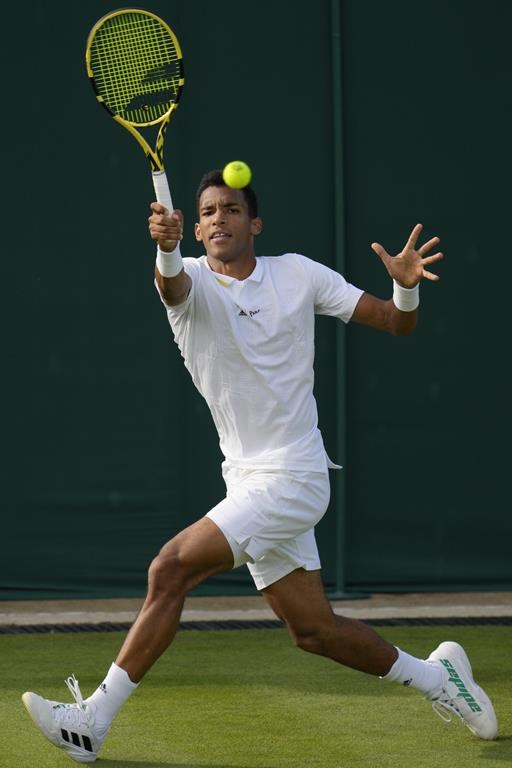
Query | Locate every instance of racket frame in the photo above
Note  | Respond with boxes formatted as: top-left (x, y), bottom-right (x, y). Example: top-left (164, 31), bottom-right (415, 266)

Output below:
top-left (85, 8), bottom-right (184, 210)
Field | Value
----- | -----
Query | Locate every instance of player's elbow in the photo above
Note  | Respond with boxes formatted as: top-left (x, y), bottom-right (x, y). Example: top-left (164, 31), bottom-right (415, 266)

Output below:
top-left (155, 268), bottom-right (191, 306)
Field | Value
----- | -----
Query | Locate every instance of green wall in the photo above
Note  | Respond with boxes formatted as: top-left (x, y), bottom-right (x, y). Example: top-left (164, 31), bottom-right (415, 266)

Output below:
top-left (342, 0), bottom-right (512, 590)
top-left (2, 0), bottom-right (511, 599)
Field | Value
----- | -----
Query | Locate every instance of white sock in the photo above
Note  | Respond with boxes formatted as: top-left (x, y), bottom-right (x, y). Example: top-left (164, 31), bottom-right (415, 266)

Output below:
top-left (381, 647), bottom-right (444, 695)
top-left (86, 662), bottom-right (139, 732)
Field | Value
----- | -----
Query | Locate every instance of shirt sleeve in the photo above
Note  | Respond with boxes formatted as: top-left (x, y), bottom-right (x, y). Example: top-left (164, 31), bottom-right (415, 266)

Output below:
top-left (297, 254), bottom-right (364, 323)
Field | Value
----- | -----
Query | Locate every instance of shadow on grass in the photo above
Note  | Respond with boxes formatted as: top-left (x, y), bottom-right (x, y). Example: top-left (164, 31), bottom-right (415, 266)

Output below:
top-left (480, 734), bottom-right (512, 761)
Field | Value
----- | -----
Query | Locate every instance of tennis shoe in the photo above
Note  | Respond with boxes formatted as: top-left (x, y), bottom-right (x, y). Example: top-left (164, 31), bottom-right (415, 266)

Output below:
top-left (22, 675), bottom-right (107, 763)
top-left (426, 641), bottom-right (498, 740)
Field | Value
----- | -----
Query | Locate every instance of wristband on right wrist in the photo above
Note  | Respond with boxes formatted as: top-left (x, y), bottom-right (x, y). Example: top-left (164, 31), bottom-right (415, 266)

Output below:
top-left (156, 245), bottom-right (183, 278)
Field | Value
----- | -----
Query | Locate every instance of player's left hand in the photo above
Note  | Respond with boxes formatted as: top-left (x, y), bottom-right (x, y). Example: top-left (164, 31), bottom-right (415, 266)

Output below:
top-left (371, 223), bottom-right (443, 288)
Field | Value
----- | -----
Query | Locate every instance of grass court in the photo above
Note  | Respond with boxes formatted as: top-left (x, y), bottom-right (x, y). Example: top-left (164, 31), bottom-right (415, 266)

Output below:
top-left (2, 624), bottom-right (511, 767)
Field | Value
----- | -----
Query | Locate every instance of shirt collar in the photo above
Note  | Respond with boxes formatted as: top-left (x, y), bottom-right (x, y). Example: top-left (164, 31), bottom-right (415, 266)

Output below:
top-left (208, 256), bottom-right (263, 285)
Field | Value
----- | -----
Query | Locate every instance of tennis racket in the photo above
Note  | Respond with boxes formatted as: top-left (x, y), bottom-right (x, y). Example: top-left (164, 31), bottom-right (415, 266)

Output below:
top-left (85, 8), bottom-right (184, 216)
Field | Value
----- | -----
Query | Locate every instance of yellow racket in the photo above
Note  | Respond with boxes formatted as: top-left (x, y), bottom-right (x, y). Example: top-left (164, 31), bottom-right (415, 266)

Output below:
top-left (85, 8), bottom-right (184, 213)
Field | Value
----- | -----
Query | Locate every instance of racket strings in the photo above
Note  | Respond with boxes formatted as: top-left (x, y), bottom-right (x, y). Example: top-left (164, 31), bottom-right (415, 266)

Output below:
top-left (89, 12), bottom-right (182, 124)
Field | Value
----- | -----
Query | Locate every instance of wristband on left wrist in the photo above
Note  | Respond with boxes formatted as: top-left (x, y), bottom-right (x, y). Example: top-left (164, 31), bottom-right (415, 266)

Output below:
top-left (392, 279), bottom-right (419, 312)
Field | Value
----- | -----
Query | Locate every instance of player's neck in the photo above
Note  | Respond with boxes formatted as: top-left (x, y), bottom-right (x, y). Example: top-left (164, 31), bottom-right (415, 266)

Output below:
top-left (206, 253), bottom-right (257, 281)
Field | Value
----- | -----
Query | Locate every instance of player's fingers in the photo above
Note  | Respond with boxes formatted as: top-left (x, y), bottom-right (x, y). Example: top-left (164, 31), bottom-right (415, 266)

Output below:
top-left (422, 251), bottom-right (444, 265)
top-left (150, 201), bottom-right (169, 215)
top-left (422, 269), bottom-right (441, 281)
top-left (405, 223), bottom-right (423, 248)
top-left (150, 208), bottom-right (178, 225)
top-left (418, 236), bottom-right (440, 256)
top-left (371, 242), bottom-right (390, 261)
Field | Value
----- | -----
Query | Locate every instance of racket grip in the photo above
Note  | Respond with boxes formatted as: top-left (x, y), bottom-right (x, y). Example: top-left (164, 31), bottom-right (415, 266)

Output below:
top-left (152, 169), bottom-right (179, 255)
top-left (152, 170), bottom-right (174, 213)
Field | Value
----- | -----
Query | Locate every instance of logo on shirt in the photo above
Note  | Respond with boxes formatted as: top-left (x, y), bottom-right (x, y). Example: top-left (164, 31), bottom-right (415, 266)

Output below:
top-left (238, 308), bottom-right (260, 317)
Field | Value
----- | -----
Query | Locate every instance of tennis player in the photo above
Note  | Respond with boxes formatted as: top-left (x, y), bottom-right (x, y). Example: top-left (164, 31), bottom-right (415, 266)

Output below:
top-left (22, 170), bottom-right (498, 762)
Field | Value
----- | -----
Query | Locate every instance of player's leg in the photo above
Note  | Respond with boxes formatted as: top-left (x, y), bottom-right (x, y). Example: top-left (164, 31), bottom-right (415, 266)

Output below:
top-left (263, 567), bottom-right (397, 674)
top-left (22, 517), bottom-right (234, 763)
top-left (262, 567), bottom-right (497, 740)
top-left (116, 516), bottom-right (233, 682)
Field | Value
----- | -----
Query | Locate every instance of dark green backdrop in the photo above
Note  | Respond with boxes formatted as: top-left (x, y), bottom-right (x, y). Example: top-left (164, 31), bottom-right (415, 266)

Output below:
top-left (2, 0), bottom-right (511, 599)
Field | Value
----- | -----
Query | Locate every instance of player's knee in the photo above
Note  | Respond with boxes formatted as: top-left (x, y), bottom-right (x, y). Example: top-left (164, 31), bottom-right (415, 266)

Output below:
top-left (291, 627), bottom-right (328, 656)
top-left (147, 544), bottom-right (188, 596)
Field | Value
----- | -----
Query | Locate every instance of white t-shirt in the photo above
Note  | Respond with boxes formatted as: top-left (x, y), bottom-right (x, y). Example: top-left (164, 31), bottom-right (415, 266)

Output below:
top-left (158, 253), bottom-right (364, 471)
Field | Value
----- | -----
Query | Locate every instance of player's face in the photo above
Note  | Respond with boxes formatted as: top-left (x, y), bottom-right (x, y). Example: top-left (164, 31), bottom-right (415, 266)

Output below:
top-left (195, 186), bottom-right (262, 267)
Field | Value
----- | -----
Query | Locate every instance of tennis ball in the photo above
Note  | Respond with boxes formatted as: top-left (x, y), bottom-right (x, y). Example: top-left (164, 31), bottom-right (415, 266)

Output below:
top-left (222, 161), bottom-right (252, 189)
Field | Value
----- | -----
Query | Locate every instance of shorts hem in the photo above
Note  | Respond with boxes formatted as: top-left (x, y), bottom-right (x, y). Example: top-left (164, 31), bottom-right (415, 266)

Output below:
top-left (249, 558), bottom-right (321, 591)
top-left (205, 513), bottom-right (252, 568)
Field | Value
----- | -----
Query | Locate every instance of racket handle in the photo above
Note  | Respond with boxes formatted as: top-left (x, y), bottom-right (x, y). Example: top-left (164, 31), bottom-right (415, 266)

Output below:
top-left (152, 170), bottom-right (178, 253)
top-left (152, 170), bottom-right (174, 213)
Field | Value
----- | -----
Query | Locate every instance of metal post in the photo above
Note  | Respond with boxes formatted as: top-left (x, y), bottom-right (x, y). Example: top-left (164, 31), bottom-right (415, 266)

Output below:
top-left (328, 0), bottom-right (367, 600)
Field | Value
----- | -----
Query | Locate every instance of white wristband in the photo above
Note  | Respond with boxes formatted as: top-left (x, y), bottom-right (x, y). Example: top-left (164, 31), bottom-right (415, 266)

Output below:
top-left (392, 279), bottom-right (419, 312)
top-left (156, 245), bottom-right (183, 278)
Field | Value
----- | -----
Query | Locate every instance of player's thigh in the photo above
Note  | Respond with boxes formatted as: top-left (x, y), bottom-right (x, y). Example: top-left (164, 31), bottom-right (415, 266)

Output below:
top-left (155, 517), bottom-right (234, 581)
top-left (262, 567), bottom-right (335, 632)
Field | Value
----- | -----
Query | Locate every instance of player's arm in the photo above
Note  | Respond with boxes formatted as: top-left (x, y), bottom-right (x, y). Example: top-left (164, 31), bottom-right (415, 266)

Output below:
top-left (351, 223), bottom-right (443, 336)
top-left (149, 203), bottom-right (192, 306)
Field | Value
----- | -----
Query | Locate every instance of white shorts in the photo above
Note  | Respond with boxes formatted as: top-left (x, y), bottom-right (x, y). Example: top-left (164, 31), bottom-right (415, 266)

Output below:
top-left (206, 463), bottom-right (330, 590)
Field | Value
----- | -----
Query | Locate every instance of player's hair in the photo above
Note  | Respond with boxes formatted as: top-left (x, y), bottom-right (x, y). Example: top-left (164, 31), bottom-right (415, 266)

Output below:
top-left (196, 170), bottom-right (259, 218)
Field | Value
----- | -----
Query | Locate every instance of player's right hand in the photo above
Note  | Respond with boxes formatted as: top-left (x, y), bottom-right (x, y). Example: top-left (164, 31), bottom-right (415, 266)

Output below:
top-left (148, 203), bottom-right (184, 252)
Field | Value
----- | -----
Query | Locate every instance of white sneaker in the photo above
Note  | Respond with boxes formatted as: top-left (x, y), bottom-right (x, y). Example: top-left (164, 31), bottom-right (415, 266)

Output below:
top-left (22, 675), bottom-right (107, 763)
top-left (427, 641), bottom-right (498, 740)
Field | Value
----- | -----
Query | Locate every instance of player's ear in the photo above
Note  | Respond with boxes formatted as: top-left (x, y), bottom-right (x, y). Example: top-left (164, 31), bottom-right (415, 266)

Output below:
top-left (194, 223), bottom-right (203, 242)
top-left (251, 217), bottom-right (263, 236)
